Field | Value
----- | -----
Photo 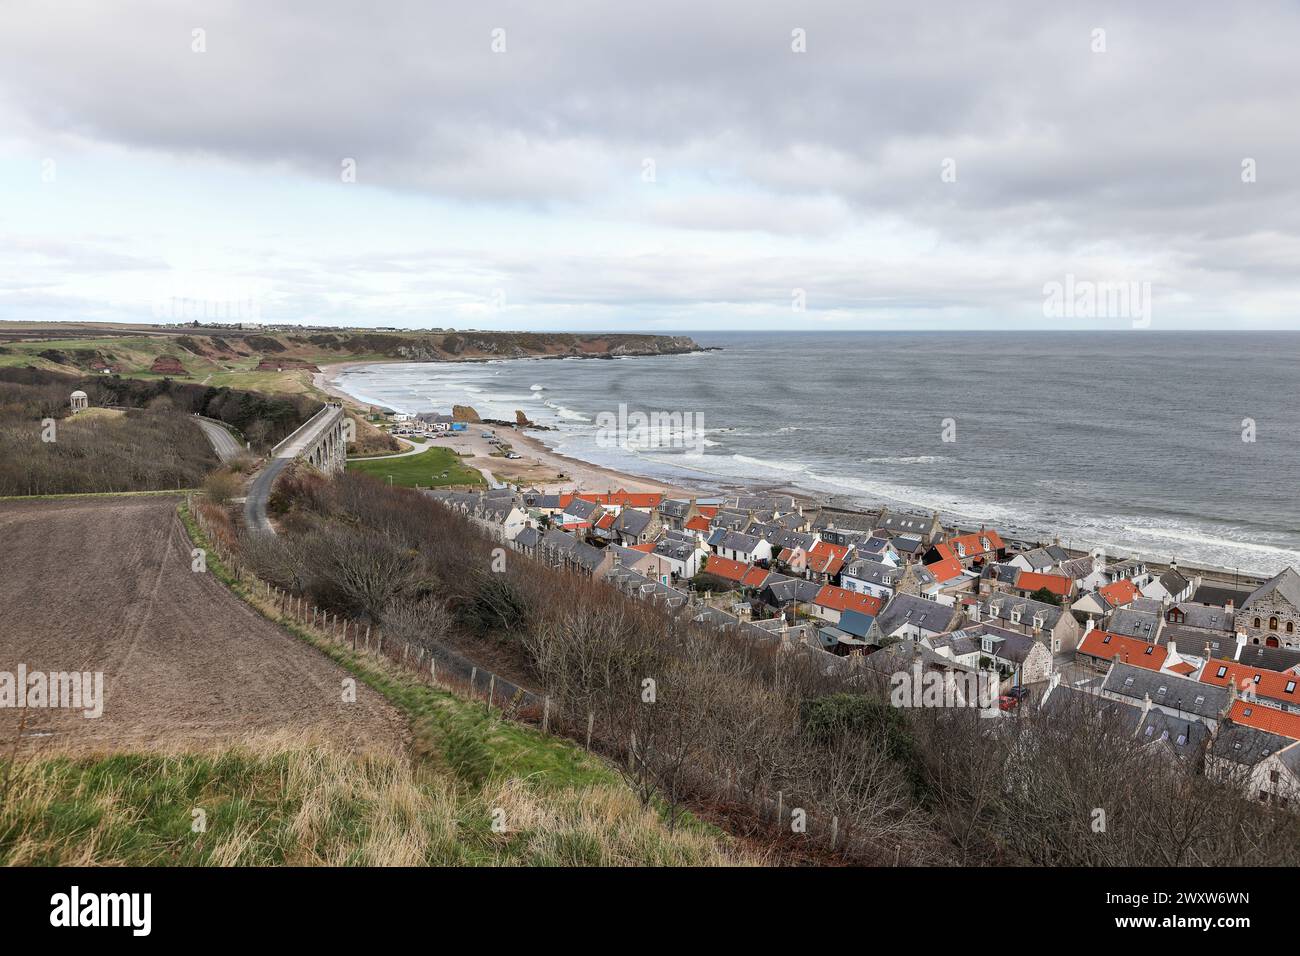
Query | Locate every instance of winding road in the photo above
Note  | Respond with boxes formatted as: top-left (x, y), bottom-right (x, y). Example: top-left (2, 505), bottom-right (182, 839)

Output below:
top-left (196, 417), bottom-right (243, 462)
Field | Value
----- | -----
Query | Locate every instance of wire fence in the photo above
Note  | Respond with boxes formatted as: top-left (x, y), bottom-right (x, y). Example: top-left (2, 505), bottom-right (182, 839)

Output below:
top-left (190, 502), bottom-right (903, 863)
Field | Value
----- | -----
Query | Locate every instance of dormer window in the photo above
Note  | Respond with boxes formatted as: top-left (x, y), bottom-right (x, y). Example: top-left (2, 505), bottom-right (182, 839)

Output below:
top-left (981, 637), bottom-right (993, 653)
top-left (1010, 609), bottom-right (1021, 624)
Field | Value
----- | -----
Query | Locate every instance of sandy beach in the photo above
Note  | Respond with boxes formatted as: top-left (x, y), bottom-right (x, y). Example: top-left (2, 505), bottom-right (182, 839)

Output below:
top-left (316, 361), bottom-right (703, 497)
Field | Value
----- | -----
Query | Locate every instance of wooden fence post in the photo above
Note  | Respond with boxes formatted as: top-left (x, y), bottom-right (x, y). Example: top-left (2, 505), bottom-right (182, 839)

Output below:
top-left (830, 816), bottom-right (839, 849)
top-left (542, 697), bottom-right (551, 733)
top-left (586, 712), bottom-right (594, 750)
top-left (487, 673), bottom-right (495, 710)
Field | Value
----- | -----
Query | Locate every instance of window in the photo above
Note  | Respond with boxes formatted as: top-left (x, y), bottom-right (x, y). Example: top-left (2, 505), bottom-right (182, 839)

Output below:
top-left (1289, 622), bottom-right (1295, 634)
top-left (1216, 665), bottom-right (1228, 678)
top-left (1287, 681), bottom-right (1296, 694)
top-left (1271, 617), bottom-right (1279, 631)
top-left (1270, 770), bottom-right (1280, 783)
top-left (1254, 617), bottom-right (1262, 628)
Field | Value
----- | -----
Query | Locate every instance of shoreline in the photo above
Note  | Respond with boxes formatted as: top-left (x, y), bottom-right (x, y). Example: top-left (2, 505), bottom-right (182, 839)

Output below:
top-left (317, 361), bottom-right (703, 498)
top-left (317, 360), bottom-right (1271, 586)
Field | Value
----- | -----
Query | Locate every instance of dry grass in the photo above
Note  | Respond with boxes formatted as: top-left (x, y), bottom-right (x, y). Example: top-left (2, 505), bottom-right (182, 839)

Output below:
top-left (0, 732), bottom-right (753, 866)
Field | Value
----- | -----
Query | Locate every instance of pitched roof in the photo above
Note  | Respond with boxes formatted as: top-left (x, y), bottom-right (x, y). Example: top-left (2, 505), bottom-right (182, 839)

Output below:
top-left (1078, 630), bottom-right (1168, 670)
top-left (703, 556), bottom-right (749, 582)
top-left (947, 530), bottom-right (1005, 557)
top-left (806, 540), bottom-right (849, 576)
top-left (1200, 659), bottom-right (1300, 706)
top-left (873, 594), bottom-right (956, 637)
top-left (742, 565), bottom-right (772, 589)
top-left (1018, 571), bottom-right (1073, 598)
top-left (925, 546), bottom-right (967, 582)
top-left (813, 585), bottom-right (883, 616)
top-left (1244, 567), bottom-right (1300, 609)
top-left (1102, 662), bottom-right (1228, 720)
top-left (684, 514), bottom-right (711, 532)
top-left (1228, 700), bottom-right (1300, 740)
top-left (575, 490), bottom-right (663, 509)
top-left (1098, 579), bottom-right (1139, 607)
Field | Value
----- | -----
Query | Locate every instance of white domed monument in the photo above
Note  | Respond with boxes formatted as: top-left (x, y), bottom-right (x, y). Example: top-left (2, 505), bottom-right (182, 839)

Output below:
top-left (69, 390), bottom-right (88, 414)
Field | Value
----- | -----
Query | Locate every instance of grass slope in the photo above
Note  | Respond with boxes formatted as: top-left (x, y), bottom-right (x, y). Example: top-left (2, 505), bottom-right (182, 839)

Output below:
top-left (347, 446), bottom-right (483, 487)
top-left (0, 504), bottom-right (747, 866)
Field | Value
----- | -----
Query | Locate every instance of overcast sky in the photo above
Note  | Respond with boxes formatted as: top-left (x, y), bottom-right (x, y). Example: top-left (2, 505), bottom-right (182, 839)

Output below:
top-left (2, 1), bottom-right (1299, 331)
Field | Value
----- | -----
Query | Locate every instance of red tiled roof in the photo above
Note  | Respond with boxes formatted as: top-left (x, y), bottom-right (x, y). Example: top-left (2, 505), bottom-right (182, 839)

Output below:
top-left (807, 541), bottom-right (848, 576)
top-left (703, 556), bottom-right (748, 582)
top-left (576, 490), bottom-right (663, 508)
top-left (924, 551), bottom-right (965, 584)
top-left (1228, 700), bottom-right (1300, 741)
top-left (813, 585), bottom-right (882, 616)
top-left (1098, 579), bottom-right (1139, 607)
top-left (1017, 571), bottom-right (1072, 598)
top-left (946, 530), bottom-right (1005, 559)
top-left (1201, 659), bottom-right (1300, 705)
top-left (697, 505), bottom-right (719, 517)
top-left (594, 512), bottom-right (616, 530)
top-left (1078, 630), bottom-right (1168, 670)
top-left (684, 515), bottom-right (711, 532)
top-left (1168, 661), bottom-right (1197, 676)
top-left (629, 542), bottom-right (656, 553)
top-left (742, 566), bottom-right (771, 589)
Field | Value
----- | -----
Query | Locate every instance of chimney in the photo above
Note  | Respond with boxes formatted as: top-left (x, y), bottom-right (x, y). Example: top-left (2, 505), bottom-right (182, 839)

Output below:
top-left (1170, 557), bottom-right (1178, 571)
top-left (1085, 618), bottom-right (1095, 635)
top-left (1167, 640), bottom-right (1177, 660)
top-left (1140, 692), bottom-right (1153, 722)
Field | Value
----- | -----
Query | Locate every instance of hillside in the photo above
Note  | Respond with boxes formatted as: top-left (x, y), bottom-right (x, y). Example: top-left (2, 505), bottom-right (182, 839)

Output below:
top-left (0, 323), bottom-right (705, 396)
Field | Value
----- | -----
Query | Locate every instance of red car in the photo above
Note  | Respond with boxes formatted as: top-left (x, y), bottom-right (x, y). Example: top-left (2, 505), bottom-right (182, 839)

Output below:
top-left (998, 694), bottom-right (1020, 712)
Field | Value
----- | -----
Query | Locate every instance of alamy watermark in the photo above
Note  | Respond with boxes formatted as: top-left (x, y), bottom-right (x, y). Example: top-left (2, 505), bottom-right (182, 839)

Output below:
top-left (1043, 274), bottom-right (1151, 327)
top-left (595, 403), bottom-right (706, 455)
top-left (890, 662), bottom-right (999, 716)
top-left (0, 665), bottom-right (104, 718)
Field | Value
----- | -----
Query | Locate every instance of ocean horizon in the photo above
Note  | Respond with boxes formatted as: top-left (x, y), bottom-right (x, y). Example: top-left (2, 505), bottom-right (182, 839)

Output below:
top-left (336, 330), bottom-right (1300, 577)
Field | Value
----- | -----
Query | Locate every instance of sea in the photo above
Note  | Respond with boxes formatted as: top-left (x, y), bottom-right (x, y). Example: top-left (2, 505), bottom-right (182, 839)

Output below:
top-left (335, 331), bottom-right (1300, 577)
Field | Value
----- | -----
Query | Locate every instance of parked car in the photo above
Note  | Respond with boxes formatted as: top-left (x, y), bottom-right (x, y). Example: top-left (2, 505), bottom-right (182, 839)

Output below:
top-left (1007, 685), bottom-right (1030, 701)
top-left (998, 695), bottom-right (1020, 712)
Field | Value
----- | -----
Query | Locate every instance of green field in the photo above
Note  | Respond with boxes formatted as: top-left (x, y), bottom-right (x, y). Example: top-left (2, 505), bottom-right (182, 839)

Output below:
top-left (346, 446), bottom-right (483, 487)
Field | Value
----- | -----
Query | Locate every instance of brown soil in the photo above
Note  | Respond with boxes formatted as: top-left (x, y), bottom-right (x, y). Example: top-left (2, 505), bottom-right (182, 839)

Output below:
top-left (0, 496), bottom-right (407, 756)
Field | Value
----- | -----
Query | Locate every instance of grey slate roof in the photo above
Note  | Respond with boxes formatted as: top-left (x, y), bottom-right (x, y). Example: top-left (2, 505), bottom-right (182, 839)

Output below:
top-left (1159, 568), bottom-right (1191, 596)
top-left (719, 530), bottom-right (761, 553)
top-left (842, 558), bottom-right (898, 587)
top-left (1191, 582), bottom-right (1254, 608)
top-left (538, 528), bottom-right (606, 573)
top-left (1159, 624), bottom-right (1235, 661)
top-left (613, 508), bottom-right (653, 536)
top-left (873, 594), bottom-right (957, 638)
top-left (1167, 602), bottom-right (1234, 632)
top-left (1102, 662), bottom-right (1229, 721)
top-left (513, 526), bottom-right (542, 550)
top-left (1107, 607), bottom-right (1161, 641)
top-left (1244, 567), bottom-right (1300, 609)
top-left (1208, 722), bottom-right (1295, 767)
top-left (1235, 643), bottom-right (1300, 672)
top-left (977, 593), bottom-right (1063, 630)
top-left (1137, 709), bottom-right (1209, 758)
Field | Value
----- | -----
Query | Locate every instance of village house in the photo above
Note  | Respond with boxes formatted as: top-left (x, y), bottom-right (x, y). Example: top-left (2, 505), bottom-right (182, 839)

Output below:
top-left (1098, 661), bottom-right (1231, 732)
top-left (714, 530), bottom-right (772, 565)
top-left (967, 592), bottom-right (1082, 653)
top-left (1241, 567), bottom-right (1300, 648)
top-left (1206, 723), bottom-right (1300, 810)
top-left (841, 557), bottom-right (901, 602)
top-left (808, 585), bottom-right (883, 626)
top-left (926, 622), bottom-right (1054, 687)
top-left (1008, 543), bottom-right (1071, 574)
top-left (926, 529), bottom-right (1006, 570)
top-left (1140, 564), bottom-right (1197, 603)
top-left (868, 593), bottom-right (962, 644)
top-left (875, 509), bottom-right (944, 545)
